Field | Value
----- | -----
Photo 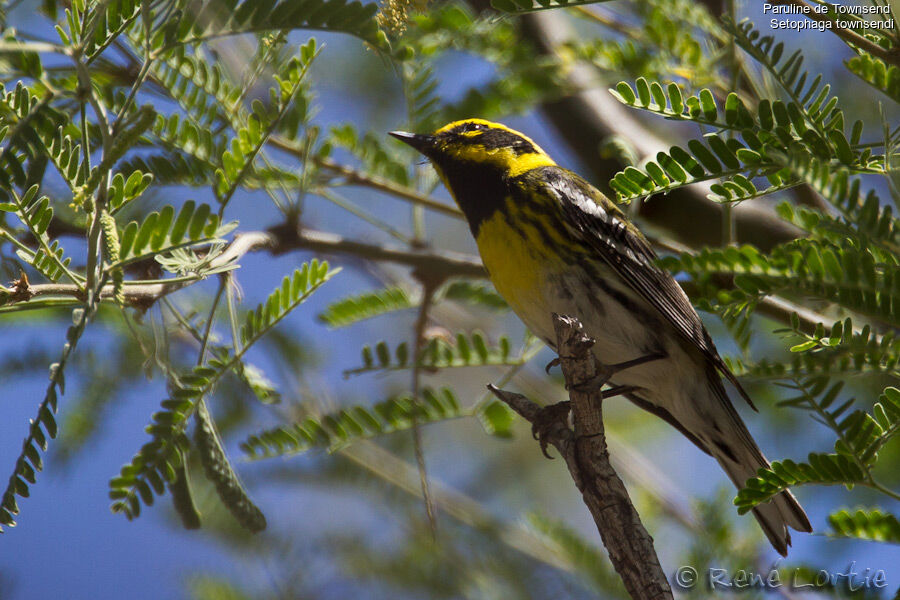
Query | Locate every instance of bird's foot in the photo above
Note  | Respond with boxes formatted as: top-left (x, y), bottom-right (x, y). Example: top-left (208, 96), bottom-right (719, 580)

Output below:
top-left (601, 352), bottom-right (667, 376)
top-left (567, 352), bottom-right (667, 393)
top-left (531, 401), bottom-right (571, 459)
top-left (544, 357), bottom-right (560, 374)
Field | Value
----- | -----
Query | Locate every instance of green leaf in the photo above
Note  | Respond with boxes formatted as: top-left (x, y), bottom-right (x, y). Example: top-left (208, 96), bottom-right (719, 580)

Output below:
top-left (116, 201), bottom-right (234, 265)
top-left (241, 387), bottom-right (466, 459)
top-left (318, 287), bottom-right (414, 328)
top-left (790, 340), bottom-right (818, 353)
top-left (828, 509), bottom-right (900, 543)
top-left (476, 400), bottom-right (515, 438)
top-left (163, 0), bottom-right (381, 47)
top-left (846, 53), bottom-right (900, 104)
top-left (344, 332), bottom-right (522, 376)
top-left (735, 454), bottom-right (866, 514)
top-left (194, 401), bottom-right (266, 532)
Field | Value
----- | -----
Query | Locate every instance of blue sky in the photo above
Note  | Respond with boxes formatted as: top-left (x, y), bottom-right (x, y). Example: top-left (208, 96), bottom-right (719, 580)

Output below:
top-left (1, 2), bottom-right (899, 598)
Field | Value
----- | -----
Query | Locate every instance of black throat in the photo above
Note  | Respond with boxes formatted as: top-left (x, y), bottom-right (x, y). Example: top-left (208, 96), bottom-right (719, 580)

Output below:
top-left (436, 160), bottom-right (509, 237)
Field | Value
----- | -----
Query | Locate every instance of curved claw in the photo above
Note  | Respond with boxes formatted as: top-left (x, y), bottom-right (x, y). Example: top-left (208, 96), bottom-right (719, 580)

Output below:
top-left (530, 401), bottom-right (571, 459)
top-left (544, 357), bottom-right (560, 374)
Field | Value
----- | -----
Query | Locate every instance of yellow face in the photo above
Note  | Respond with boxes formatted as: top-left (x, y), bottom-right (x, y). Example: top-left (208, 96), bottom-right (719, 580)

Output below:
top-left (389, 119), bottom-right (558, 235)
top-left (428, 119), bottom-right (556, 177)
top-left (391, 119), bottom-right (556, 178)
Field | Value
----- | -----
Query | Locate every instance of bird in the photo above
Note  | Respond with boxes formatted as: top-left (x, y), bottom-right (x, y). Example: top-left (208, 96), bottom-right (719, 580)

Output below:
top-left (390, 118), bottom-right (812, 556)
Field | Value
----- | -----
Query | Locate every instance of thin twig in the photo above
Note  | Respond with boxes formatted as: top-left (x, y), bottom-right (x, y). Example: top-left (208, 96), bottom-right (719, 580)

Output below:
top-left (339, 439), bottom-right (577, 573)
top-left (489, 314), bottom-right (673, 600)
top-left (5, 221), bottom-right (857, 343)
top-left (268, 135), bottom-right (462, 218)
top-left (410, 278), bottom-right (440, 536)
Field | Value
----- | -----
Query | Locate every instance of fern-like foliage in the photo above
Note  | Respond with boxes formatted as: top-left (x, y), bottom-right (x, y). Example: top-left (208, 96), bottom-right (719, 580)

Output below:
top-left (0, 304), bottom-right (97, 531)
top-left (607, 16), bottom-right (900, 204)
top-left (661, 240), bottom-right (900, 328)
top-left (776, 199), bottom-right (897, 261)
top-left (735, 454), bottom-right (867, 514)
top-left (109, 261), bottom-right (337, 522)
top-left (735, 380), bottom-right (899, 513)
top-left (438, 280), bottom-right (509, 311)
top-left (402, 5), bottom-right (563, 124)
top-left (163, 0), bottom-right (382, 48)
top-left (114, 200), bottom-right (236, 266)
top-left (149, 47), bottom-right (243, 128)
top-left (194, 400), bottom-right (266, 532)
top-left (846, 53), bottom-right (900, 104)
top-left (828, 508), bottom-right (900, 544)
top-left (329, 124), bottom-right (413, 187)
top-left (723, 18), bottom-right (847, 136)
top-left (401, 61), bottom-right (441, 131)
top-left (344, 332), bottom-right (518, 376)
top-left (318, 286), bottom-right (415, 328)
top-left (0, 82), bottom-right (67, 194)
top-left (609, 74), bottom-right (882, 202)
top-left (215, 43), bottom-right (316, 204)
top-left (4, 185), bottom-right (76, 284)
top-left (241, 387), bottom-right (463, 459)
top-left (82, 0), bottom-right (143, 60)
top-left (780, 316), bottom-right (900, 377)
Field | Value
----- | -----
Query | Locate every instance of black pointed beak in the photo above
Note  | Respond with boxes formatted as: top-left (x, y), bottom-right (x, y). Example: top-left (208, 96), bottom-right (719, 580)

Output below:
top-left (389, 130), bottom-right (436, 154)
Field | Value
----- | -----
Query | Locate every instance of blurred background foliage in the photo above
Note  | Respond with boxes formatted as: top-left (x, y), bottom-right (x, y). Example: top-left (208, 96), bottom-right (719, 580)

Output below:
top-left (0, 0), bottom-right (898, 597)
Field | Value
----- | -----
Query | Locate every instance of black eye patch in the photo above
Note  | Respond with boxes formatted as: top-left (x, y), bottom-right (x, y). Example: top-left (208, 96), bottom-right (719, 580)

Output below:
top-left (458, 122), bottom-right (487, 133)
top-left (477, 129), bottom-right (536, 154)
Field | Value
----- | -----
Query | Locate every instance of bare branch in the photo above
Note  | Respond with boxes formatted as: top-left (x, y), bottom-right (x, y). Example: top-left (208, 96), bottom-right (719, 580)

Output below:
top-left (489, 314), bottom-right (673, 600)
top-left (4, 227), bottom-right (486, 309)
top-left (267, 135), bottom-right (463, 218)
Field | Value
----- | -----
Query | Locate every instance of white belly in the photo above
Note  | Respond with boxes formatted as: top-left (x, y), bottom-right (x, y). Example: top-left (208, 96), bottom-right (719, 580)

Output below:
top-left (508, 265), bottom-right (705, 418)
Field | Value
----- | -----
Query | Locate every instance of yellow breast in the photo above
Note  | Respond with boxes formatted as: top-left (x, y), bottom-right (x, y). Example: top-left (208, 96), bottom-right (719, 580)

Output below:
top-left (474, 202), bottom-right (565, 334)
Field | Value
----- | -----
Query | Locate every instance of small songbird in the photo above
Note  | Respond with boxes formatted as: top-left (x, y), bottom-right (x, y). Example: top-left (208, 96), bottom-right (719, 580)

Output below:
top-left (390, 118), bottom-right (811, 555)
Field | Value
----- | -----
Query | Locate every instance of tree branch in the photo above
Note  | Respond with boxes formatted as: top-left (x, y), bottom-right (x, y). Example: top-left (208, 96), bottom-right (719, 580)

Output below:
top-left (3, 227), bottom-right (486, 308)
top-left (6, 219), bottom-right (836, 337)
top-left (489, 314), bottom-right (673, 600)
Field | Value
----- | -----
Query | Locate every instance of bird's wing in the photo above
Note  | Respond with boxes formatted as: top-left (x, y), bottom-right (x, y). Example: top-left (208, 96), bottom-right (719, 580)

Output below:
top-left (536, 166), bottom-right (756, 410)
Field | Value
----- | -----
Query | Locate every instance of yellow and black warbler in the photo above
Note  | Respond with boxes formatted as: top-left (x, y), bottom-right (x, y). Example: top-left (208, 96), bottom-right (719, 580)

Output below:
top-left (390, 118), bottom-right (811, 555)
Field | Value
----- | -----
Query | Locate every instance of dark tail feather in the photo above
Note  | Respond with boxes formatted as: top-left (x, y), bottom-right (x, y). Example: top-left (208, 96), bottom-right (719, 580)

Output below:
top-left (706, 377), bottom-right (812, 555)
top-left (717, 448), bottom-right (812, 556)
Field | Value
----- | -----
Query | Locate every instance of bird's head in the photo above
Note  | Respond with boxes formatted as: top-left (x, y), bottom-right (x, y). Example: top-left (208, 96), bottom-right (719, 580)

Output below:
top-left (390, 119), bottom-right (557, 235)
top-left (389, 119), bottom-right (555, 180)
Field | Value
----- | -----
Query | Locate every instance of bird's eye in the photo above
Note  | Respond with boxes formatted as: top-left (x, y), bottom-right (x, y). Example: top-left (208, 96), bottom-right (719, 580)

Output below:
top-left (461, 122), bottom-right (486, 133)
